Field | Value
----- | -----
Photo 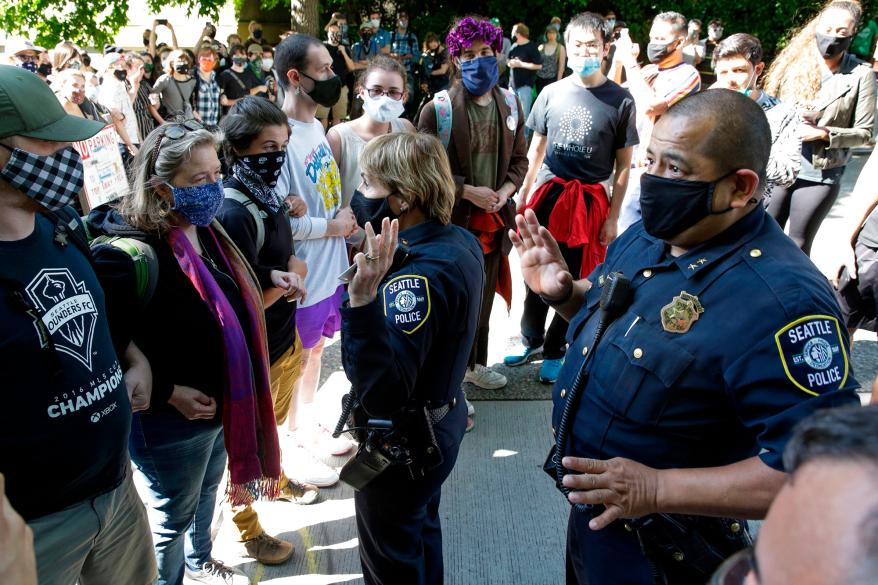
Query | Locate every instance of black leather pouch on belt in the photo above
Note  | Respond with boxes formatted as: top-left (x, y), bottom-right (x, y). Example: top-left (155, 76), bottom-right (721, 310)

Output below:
top-left (630, 513), bottom-right (752, 581)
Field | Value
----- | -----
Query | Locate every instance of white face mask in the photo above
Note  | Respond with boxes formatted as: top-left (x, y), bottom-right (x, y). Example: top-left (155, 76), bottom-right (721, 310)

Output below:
top-left (362, 93), bottom-right (405, 123)
top-left (371, 19), bottom-right (381, 29)
top-left (261, 58), bottom-right (273, 72)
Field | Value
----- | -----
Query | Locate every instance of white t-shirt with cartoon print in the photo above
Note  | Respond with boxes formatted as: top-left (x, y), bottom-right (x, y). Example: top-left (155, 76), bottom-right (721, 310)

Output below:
top-left (275, 118), bottom-right (349, 307)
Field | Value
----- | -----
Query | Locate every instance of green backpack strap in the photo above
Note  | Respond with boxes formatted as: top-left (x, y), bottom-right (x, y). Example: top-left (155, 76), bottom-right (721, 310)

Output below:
top-left (90, 235), bottom-right (158, 306)
top-left (224, 187), bottom-right (266, 252)
top-left (433, 90), bottom-right (453, 149)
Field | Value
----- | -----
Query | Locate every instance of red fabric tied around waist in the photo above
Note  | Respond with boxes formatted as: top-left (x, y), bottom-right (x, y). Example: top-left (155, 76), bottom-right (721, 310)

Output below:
top-left (522, 177), bottom-right (610, 278)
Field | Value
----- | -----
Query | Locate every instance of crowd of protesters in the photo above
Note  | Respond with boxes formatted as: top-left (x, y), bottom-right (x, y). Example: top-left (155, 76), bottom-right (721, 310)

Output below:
top-left (3, 1), bottom-right (878, 584)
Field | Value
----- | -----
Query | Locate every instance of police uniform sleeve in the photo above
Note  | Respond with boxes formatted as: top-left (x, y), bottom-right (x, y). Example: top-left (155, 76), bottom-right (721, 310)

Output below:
top-left (723, 294), bottom-right (861, 471)
top-left (341, 264), bottom-right (449, 418)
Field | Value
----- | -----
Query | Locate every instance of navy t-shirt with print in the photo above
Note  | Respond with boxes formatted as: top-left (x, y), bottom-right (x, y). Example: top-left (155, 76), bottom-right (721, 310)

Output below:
top-left (527, 77), bottom-right (639, 183)
top-left (0, 214), bottom-right (130, 521)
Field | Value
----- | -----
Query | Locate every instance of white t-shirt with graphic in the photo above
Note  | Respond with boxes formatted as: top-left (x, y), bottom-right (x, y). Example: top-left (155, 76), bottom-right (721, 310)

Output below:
top-left (275, 118), bottom-right (349, 307)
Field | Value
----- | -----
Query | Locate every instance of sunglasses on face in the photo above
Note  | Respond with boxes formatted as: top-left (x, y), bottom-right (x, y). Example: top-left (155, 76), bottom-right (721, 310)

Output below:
top-left (150, 120), bottom-right (205, 174)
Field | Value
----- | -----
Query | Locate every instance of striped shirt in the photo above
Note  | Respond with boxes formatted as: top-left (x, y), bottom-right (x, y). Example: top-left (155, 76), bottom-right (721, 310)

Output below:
top-left (132, 80), bottom-right (158, 140)
top-left (641, 62), bottom-right (701, 108)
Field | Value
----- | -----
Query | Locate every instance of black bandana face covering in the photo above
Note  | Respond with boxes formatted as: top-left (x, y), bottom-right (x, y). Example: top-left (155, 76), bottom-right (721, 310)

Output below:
top-left (639, 171), bottom-right (737, 240)
top-left (815, 32), bottom-right (852, 59)
top-left (0, 144), bottom-right (85, 211)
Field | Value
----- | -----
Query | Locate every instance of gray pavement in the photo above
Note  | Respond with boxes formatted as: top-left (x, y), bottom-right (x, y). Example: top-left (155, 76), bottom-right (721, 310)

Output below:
top-left (205, 148), bottom-right (876, 584)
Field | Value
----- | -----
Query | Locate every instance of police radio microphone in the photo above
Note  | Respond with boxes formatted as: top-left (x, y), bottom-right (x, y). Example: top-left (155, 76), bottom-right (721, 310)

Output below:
top-left (550, 271), bottom-right (632, 512)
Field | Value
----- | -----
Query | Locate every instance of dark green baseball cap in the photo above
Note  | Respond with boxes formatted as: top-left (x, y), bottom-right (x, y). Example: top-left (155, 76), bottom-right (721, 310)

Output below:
top-left (0, 64), bottom-right (104, 141)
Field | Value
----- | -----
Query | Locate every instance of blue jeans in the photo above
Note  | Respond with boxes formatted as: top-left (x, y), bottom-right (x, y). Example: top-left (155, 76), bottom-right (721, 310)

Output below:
top-left (129, 412), bottom-right (226, 585)
top-left (514, 85), bottom-right (534, 141)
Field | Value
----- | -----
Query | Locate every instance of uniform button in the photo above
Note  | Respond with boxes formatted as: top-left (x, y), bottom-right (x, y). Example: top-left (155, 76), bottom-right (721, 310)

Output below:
top-left (750, 249), bottom-right (762, 258)
top-left (730, 522), bottom-right (741, 534)
top-left (560, 388), bottom-right (567, 398)
top-left (581, 346), bottom-right (589, 356)
top-left (673, 552), bottom-right (685, 562)
top-left (642, 269), bottom-right (653, 278)
top-left (633, 348), bottom-right (643, 359)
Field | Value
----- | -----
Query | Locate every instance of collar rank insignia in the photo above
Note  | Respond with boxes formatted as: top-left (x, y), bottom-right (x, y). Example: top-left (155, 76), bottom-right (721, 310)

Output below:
top-left (660, 291), bottom-right (704, 334)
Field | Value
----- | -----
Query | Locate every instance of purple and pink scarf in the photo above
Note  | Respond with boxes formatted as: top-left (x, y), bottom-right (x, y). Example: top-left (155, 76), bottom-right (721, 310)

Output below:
top-left (167, 223), bottom-right (282, 506)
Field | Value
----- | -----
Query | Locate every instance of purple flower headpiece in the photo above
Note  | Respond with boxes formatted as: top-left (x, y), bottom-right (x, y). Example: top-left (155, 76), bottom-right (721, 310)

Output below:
top-left (445, 17), bottom-right (504, 58)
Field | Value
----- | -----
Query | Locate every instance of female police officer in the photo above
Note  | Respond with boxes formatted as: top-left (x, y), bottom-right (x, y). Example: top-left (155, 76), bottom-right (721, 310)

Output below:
top-left (339, 132), bottom-right (484, 584)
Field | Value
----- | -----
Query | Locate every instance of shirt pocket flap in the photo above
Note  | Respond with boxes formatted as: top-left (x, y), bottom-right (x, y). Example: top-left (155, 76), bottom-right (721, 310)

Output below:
top-left (609, 320), bottom-right (695, 388)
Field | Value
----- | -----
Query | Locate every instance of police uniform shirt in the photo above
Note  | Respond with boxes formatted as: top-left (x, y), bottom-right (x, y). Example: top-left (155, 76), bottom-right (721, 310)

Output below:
top-left (341, 220), bottom-right (485, 419)
top-left (554, 205), bottom-right (861, 473)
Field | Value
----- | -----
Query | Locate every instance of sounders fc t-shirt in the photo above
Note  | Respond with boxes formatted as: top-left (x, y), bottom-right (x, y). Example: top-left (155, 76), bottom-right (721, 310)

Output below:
top-left (527, 76), bottom-right (639, 184)
top-left (0, 214), bottom-right (130, 520)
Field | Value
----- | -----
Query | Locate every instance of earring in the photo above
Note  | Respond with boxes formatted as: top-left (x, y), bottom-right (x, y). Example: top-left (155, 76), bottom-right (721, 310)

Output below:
top-left (399, 204), bottom-right (408, 213)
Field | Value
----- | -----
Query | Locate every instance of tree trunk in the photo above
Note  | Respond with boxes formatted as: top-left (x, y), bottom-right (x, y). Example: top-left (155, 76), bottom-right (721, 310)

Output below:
top-left (289, 0), bottom-right (319, 36)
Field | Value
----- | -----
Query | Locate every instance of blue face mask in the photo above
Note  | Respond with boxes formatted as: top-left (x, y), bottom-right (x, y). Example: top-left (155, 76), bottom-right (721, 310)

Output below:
top-left (169, 180), bottom-right (224, 226)
top-left (460, 55), bottom-right (499, 96)
top-left (568, 56), bottom-right (602, 77)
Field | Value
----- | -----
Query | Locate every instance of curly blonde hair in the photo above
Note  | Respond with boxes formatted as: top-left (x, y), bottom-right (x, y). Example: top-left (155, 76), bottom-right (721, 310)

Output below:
top-left (764, 1), bottom-right (862, 104)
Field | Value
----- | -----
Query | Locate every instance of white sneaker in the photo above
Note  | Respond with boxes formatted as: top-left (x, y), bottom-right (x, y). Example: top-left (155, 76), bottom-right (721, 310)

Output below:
top-left (464, 364), bottom-right (508, 389)
top-left (465, 397), bottom-right (475, 417)
top-left (314, 424), bottom-right (355, 456)
top-left (185, 559), bottom-right (249, 585)
top-left (286, 446), bottom-right (339, 488)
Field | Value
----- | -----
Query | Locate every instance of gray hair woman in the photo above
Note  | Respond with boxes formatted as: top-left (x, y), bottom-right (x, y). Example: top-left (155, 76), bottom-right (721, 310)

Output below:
top-left (88, 122), bottom-right (282, 585)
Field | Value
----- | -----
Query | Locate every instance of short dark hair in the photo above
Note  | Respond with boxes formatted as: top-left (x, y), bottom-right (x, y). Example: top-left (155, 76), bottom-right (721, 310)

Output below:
top-left (654, 11), bottom-right (687, 35)
top-left (229, 43), bottom-right (246, 57)
top-left (565, 12), bottom-right (609, 44)
top-left (712, 33), bottom-right (763, 69)
top-left (273, 33), bottom-right (323, 90)
top-left (784, 405), bottom-right (878, 584)
top-left (662, 89), bottom-right (771, 189)
top-left (220, 96), bottom-right (290, 166)
top-left (783, 405), bottom-right (878, 473)
top-left (708, 19), bottom-right (723, 28)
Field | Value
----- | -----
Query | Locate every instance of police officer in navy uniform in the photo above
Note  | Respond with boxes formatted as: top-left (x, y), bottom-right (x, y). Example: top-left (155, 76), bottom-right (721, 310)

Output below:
top-left (510, 89), bottom-right (862, 584)
top-left (339, 132), bottom-right (484, 585)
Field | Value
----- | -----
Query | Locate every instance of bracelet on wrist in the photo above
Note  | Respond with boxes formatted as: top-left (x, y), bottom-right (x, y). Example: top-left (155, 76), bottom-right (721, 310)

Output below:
top-left (540, 283), bottom-right (574, 307)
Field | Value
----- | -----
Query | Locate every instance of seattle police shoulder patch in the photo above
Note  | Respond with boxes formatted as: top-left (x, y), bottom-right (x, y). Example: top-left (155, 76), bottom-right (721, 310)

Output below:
top-left (774, 315), bottom-right (849, 396)
top-left (382, 274), bottom-right (431, 334)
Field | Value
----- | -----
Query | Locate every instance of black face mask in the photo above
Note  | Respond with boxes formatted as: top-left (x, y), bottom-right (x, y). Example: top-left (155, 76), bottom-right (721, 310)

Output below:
top-left (639, 171), bottom-right (738, 240)
top-left (301, 72), bottom-right (343, 107)
top-left (37, 63), bottom-right (52, 77)
top-left (113, 69), bottom-right (128, 82)
top-left (174, 62), bottom-right (190, 74)
top-left (351, 189), bottom-right (397, 232)
top-left (647, 40), bottom-right (678, 64)
top-left (815, 32), bottom-right (852, 59)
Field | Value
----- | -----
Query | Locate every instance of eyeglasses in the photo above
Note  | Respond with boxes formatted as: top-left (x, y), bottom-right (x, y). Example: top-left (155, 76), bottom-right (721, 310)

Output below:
top-left (708, 547), bottom-right (759, 585)
top-left (150, 120), bottom-right (205, 174)
top-left (16, 54), bottom-right (38, 63)
top-left (365, 87), bottom-right (404, 101)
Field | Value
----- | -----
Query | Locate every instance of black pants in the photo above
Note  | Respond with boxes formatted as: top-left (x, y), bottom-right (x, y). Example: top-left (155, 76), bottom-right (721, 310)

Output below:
top-left (354, 399), bottom-right (466, 585)
top-left (470, 248), bottom-right (501, 368)
top-left (535, 76), bottom-right (555, 96)
top-left (765, 177), bottom-right (843, 255)
top-left (521, 241), bottom-right (583, 359)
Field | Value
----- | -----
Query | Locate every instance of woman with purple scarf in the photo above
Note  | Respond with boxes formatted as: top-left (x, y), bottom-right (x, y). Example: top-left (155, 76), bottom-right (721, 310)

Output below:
top-left (88, 121), bottom-right (292, 585)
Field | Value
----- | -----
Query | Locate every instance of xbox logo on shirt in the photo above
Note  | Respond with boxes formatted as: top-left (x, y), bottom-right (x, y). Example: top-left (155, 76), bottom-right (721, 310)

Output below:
top-left (91, 412), bottom-right (102, 423)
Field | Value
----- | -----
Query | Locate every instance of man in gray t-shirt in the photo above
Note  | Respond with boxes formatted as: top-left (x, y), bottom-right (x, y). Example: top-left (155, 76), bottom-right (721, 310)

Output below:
top-left (507, 13), bottom-right (638, 385)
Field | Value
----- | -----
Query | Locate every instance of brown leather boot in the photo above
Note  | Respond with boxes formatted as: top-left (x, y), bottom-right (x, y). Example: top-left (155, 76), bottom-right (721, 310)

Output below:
top-left (243, 533), bottom-right (294, 565)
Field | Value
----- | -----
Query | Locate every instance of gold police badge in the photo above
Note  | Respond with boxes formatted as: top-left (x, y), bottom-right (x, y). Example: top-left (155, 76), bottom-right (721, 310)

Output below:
top-left (660, 291), bottom-right (704, 333)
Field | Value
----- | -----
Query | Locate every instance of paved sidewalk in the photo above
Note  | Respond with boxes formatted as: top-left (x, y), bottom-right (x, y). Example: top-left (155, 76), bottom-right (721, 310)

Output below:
top-left (203, 149), bottom-right (875, 584)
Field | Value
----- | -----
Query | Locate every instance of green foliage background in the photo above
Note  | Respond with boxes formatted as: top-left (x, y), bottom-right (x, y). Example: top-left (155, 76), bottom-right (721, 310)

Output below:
top-left (1, 0), bottom-right (876, 55)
